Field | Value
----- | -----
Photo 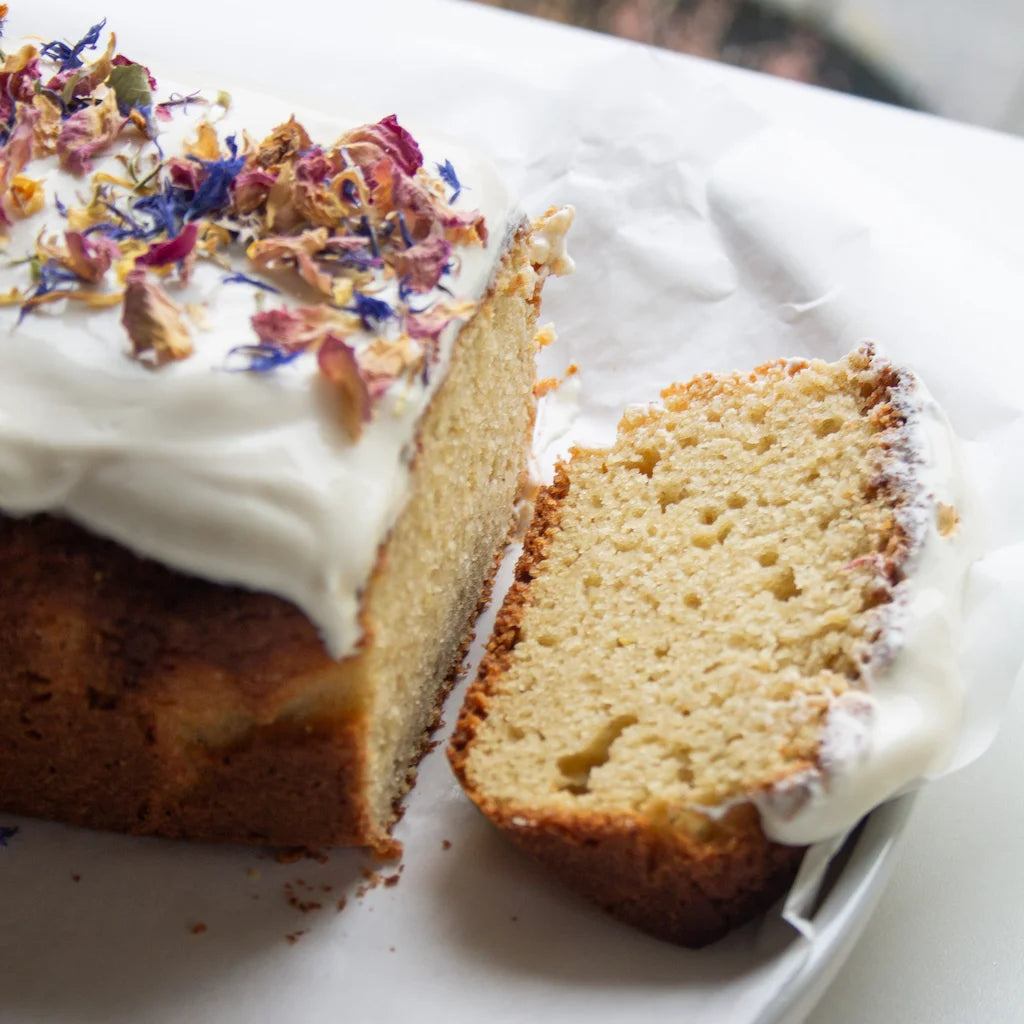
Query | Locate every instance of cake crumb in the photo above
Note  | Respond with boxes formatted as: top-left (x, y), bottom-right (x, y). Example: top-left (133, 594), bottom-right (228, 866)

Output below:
top-left (336, 896), bottom-right (348, 913)
top-left (285, 930), bottom-right (308, 945)
top-left (284, 882), bottom-right (323, 914)
top-left (190, 923), bottom-right (208, 935)
top-left (246, 867), bottom-right (260, 880)
top-left (533, 323), bottom-right (557, 350)
top-left (274, 846), bottom-right (328, 864)
top-left (70, 873), bottom-right (81, 882)
top-left (388, 946), bottom-right (396, 953)
top-left (383, 873), bottom-right (400, 888)
top-left (534, 375), bottom-right (560, 398)
top-left (441, 839), bottom-right (452, 850)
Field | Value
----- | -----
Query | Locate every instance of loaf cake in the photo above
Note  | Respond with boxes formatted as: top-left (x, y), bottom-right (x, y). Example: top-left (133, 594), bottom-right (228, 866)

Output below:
top-left (0, 22), bottom-right (571, 851)
top-left (449, 345), bottom-right (970, 945)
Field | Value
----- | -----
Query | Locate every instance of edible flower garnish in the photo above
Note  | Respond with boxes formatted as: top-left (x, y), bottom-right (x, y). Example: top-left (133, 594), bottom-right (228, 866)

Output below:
top-left (4, 19), bottom-right (489, 436)
top-left (121, 267), bottom-right (193, 366)
top-left (317, 334), bottom-right (371, 440)
top-left (436, 159), bottom-right (462, 203)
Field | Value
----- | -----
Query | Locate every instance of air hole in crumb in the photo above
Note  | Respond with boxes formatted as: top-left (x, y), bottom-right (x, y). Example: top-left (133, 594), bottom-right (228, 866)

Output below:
top-left (748, 405), bottom-right (767, 425)
top-left (683, 593), bottom-right (702, 610)
top-left (536, 634), bottom-right (559, 647)
top-left (676, 755), bottom-right (694, 786)
top-left (654, 643), bottom-right (670, 658)
top-left (691, 530), bottom-right (715, 549)
top-left (727, 494), bottom-right (747, 509)
top-left (507, 725), bottom-right (525, 741)
top-left (557, 715), bottom-right (638, 795)
top-left (678, 435), bottom-right (698, 449)
top-left (583, 572), bottom-right (602, 588)
top-left (769, 566), bottom-right (801, 602)
top-left (625, 447), bottom-right (661, 478)
top-left (804, 468), bottom-right (821, 484)
top-left (819, 511), bottom-right (838, 530)
top-left (756, 434), bottom-right (776, 454)
top-left (717, 523), bottom-right (732, 544)
top-left (815, 415), bottom-right (844, 437)
top-left (758, 549), bottom-right (779, 567)
top-left (706, 410), bottom-right (721, 423)
top-left (699, 507), bottom-right (721, 525)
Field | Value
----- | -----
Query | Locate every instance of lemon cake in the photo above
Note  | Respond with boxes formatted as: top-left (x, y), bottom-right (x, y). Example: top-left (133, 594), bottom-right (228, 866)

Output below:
top-left (450, 345), bottom-right (970, 944)
top-left (0, 22), bottom-right (571, 851)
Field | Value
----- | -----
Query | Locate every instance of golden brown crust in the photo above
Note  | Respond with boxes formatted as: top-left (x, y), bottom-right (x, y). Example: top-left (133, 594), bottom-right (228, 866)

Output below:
top-left (0, 512), bottom-right (379, 848)
top-left (482, 803), bottom-right (803, 947)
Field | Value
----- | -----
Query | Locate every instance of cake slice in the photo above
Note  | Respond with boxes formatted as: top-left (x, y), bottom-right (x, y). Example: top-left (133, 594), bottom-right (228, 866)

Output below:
top-left (449, 345), bottom-right (969, 944)
top-left (0, 24), bottom-right (571, 852)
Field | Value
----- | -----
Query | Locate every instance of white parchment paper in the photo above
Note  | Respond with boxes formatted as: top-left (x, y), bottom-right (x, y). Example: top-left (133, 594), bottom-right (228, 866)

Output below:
top-left (4, 2), bottom-right (1024, 1022)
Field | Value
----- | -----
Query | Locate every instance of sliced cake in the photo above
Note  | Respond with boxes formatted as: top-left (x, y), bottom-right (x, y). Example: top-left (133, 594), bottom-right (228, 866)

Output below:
top-left (449, 345), bottom-right (969, 944)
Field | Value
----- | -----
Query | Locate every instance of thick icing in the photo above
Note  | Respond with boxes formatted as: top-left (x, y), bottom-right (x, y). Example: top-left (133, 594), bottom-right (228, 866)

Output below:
top-left (752, 359), bottom-right (977, 845)
top-left (0, 73), bottom-right (524, 658)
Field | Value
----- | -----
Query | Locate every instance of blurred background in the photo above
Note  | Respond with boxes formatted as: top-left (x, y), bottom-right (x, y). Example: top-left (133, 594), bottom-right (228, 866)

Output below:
top-left (467, 0), bottom-right (1024, 136)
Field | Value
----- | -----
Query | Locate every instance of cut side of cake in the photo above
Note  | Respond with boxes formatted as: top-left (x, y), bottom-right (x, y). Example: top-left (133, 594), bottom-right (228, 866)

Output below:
top-left (0, 24), bottom-right (571, 852)
top-left (449, 345), bottom-right (968, 945)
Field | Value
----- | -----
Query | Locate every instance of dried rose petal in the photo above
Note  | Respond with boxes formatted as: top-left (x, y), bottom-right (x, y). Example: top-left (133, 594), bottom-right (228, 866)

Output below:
top-left (64, 230), bottom-right (120, 282)
top-left (392, 236), bottom-right (451, 293)
top-left (121, 268), bottom-right (193, 367)
top-left (231, 167), bottom-right (275, 214)
top-left (56, 89), bottom-right (125, 174)
top-left (250, 303), bottom-right (355, 352)
top-left (358, 335), bottom-right (422, 399)
top-left (136, 222), bottom-right (199, 269)
top-left (317, 334), bottom-right (371, 440)
top-left (255, 116), bottom-right (312, 170)
top-left (339, 115), bottom-right (422, 177)
top-left (247, 228), bottom-right (334, 296)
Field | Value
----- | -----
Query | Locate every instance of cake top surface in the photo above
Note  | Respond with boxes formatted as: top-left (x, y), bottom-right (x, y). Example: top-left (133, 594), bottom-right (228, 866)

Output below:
top-left (0, 21), bottom-right (553, 656)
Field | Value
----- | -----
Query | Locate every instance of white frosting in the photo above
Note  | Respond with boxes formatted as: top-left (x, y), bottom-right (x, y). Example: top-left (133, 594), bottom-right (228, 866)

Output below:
top-left (752, 360), bottom-right (978, 845)
top-left (0, 73), bottom-right (523, 658)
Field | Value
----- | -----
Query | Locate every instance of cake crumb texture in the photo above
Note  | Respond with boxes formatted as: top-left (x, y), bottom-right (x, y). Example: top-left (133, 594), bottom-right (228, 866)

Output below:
top-left (450, 346), bottom-right (916, 945)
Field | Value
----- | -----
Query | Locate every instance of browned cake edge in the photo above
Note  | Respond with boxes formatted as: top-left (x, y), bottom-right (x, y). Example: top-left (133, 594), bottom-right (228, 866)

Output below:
top-left (448, 348), bottom-right (922, 947)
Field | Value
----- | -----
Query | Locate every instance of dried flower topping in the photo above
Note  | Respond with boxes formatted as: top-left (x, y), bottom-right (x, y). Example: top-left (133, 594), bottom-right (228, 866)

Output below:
top-left (2, 18), bottom-right (490, 438)
top-left (121, 268), bottom-right (194, 366)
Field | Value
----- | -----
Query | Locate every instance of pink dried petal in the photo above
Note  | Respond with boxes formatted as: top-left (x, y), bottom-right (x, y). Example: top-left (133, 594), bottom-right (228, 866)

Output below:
top-left (230, 167), bottom-right (276, 214)
top-left (248, 229), bottom-right (333, 296)
top-left (136, 222), bottom-right (199, 268)
top-left (250, 304), bottom-right (352, 352)
top-left (317, 334), bottom-right (371, 440)
top-left (339, 115), bottom-right (422, 177)
top-left (121, 268), bottom-right (193, 367)
top-left (392, 236), bottom-right (451, 293)
top-left (166, 156), bottom-right (204, 192)
top-left (64, 231), bottom-right (120, 282)
top-left (57, 90), bottom-right (125, 174)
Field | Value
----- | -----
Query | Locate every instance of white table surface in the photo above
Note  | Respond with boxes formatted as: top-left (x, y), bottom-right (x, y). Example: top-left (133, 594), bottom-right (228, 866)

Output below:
top-left (8, 4), bottom-right (1024, 1021)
